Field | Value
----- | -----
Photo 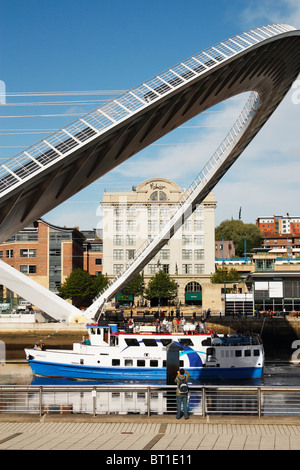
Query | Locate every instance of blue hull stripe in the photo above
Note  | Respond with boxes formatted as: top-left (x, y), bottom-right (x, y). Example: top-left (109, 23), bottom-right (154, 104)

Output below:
top-left (27, 360), bottom-right (263, 381)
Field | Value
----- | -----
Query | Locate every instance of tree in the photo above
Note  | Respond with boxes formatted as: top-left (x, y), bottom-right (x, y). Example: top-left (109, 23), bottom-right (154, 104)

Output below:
top-left (58, 268), bottom-right (95, 307)
top-left (215, 219), bottom-right (263, 257)
top-left (121, 273), bottom-right (144, 297)
top-left (210, 266), bottom-right (242, 284)
top-left (144, 270), bottom-right (178, 306)
top-left (92, 272), bottom-right (109, 297)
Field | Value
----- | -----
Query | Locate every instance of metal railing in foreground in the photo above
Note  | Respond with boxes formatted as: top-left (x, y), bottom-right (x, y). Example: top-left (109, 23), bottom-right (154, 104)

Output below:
top-left (1, 385), bottom-right (300, 417)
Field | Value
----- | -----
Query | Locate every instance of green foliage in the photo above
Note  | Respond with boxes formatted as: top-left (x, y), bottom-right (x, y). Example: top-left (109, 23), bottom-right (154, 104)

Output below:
top-left (144, 270), bottom-right (177, 303)
top-left (92, 272), bottom-right (109, 296)
top-left (121, 273), bottom-right (144, 297)
top-left (215, 219), bottom-right (263, 256)
top-left (210, 266), bottom-right (242, 284)
top-left (58, 269), bottom-right (109, 307)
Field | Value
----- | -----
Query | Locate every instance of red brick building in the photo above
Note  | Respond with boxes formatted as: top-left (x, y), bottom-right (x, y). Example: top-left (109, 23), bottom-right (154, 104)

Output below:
top-left (82, 229), bottom-right (103, 277)
top-left (0, 219), bottom-right (85, 295)
top-left (256, 215), bottom-right (300, 257)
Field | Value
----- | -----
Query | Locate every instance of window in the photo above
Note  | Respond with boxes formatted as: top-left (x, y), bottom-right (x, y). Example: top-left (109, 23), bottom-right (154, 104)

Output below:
top-left (254, 350), bottom-right (260, 356)
top-left (112, 359), bottom-right (120, 366)
top-left (143, 339), bottom-right (157, 347)
top-left (113, 208), bottom-right (123, 217)
top-left (195, 264), bottom-right (204, 274)
top-left (148, 220), bottom-right (158, 232)
top-left (194, 220), bottom-right (204, 231)
top-left (161, 339), bottom-right (172, 347)
top-left (49, 249), bottom-right (61, 256)
top-left (126, 235), bottom-right (136, 246)
top-left (160, 249), bottom-right (169, 259)
top-left (95, 258), bottom-right (102, 265)
top-left (235, 350), bottom-right (242, 357)
top-left (126, 220), bottom-right (136, 231)
top-left (126, 249), bottom-right (135, 260)
top-left (113, 249), bottom-right (123, 260)
top-left (148, 264), bottom-right (158, 274)
top-left (0, 251), bottom-right (2, 259)
top-left (182, 235), bottom-right (192, 245)
top-left (183, 220), bottom-right (192, 231)
top-left (20, 249), bottom-right (37, 258)
top-left (185, 281), bottom-right (201, 292)
top-left (244, 350), bottom-right (251, 357)
top-left (20, 265), bottom-right (37, 274)
top-left (114, 220), bottom-right (123, 231)
top-left (182, 264), bottom-right (192, 274)
top-left (6, 249), bottom-right (13, 258)
top-left (125, 359), bottom-right (133, 366)
top-left (137, 360), bottom-right (145, 367)
top-left (113, 235), bottom-right (123, 245)
top-left (162, 264), bottom-right (169, 274)
top-left (127, 206), bottom-right (136, 216)
top-left (150, 360), bottom-right (158, 367)
top-left (182, 249), bottom-right (192, 259)
top-left (179, 338), bottom-right (194, 347)
top-left (113, 264), bottom-right (123, 275)
top-left (147, 207), bottom-right (157, 217)
top-left (194, 249), bottom-right (204, 260)
top-left (125, 338), bottom-right (140, 347)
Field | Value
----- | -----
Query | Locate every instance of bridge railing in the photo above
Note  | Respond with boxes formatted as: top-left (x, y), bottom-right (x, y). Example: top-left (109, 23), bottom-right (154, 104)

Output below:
top-left (0, 24), bottom-right (293, 198)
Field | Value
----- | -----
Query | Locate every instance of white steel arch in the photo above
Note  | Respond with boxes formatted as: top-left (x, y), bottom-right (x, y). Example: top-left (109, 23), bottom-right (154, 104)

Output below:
top-left (0, 24), bottom-right (299, 322)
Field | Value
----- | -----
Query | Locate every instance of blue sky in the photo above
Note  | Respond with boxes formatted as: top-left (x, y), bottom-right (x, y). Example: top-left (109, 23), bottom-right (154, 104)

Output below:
top-left (1, 0), bottom-right (300, 231)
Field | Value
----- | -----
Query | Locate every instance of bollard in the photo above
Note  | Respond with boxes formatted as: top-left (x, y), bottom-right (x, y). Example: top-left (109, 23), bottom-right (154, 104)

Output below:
top-left (166, 342), bottom-right (181, 384)
top-left (166, 342), bottom-right (182, 414)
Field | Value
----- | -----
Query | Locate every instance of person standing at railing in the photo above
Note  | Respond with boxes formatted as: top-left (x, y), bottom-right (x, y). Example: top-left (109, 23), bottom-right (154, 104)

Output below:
top-left (175, 369), bottom-right (190, 420)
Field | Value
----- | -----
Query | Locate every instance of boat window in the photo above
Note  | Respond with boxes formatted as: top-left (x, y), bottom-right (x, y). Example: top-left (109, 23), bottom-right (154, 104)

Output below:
top-left (125, 338), bottom-right (140, 347)
top-left (244, 350), bottom-right (251, 357)
top-left (125, 359), bottom-right (133, 366)
top-left (254, 350), bottom-right (260, 356)
top-left (163, 360), bottom-right (184, 367)
top-left (143, 338), bottom-right (157, 347)
top-left (202, 338), bottom-right (211, 346)
top-left (150, 360), bottom-right (158, 367)
top-left (112, 359), bottom-right (120, 366)
top-left (137, 360), bottom-right (145, 367)
top-left (235, 350), bottom-right (242, 357)
top-left (179, 338), bottom-right (194, 347)
top-left (161, 339), bottom-right (172, 347)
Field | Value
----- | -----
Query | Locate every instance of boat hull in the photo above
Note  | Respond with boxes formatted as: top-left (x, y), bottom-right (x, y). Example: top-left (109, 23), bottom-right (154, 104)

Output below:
top-left (27, 359), bottom-right (263, 381)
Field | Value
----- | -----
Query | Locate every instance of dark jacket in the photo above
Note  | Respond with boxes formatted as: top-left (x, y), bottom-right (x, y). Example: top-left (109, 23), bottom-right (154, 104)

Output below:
top-left (175, 370), bottom-right (190, 395)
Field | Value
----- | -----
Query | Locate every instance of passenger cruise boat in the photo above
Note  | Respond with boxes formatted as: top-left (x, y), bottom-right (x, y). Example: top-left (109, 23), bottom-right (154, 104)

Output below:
top-left (25, 322), bottom-right (264, 381)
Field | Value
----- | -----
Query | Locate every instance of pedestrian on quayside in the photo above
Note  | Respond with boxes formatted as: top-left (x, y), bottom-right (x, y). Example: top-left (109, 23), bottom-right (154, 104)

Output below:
top-left (175, 368), bottom-right (190, 420)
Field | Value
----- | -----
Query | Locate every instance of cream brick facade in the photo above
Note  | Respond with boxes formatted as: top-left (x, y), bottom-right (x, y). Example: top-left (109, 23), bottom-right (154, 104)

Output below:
top-left (101, 178), bottom-right (219, 309)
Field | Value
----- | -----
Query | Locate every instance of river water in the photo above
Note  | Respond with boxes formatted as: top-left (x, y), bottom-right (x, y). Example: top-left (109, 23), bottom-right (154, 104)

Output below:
top-left (1, 362), bottom-right (300, 387)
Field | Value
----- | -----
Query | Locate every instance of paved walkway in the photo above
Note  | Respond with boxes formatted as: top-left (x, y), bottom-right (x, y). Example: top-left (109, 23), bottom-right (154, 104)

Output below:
top-left (1, 414), bottom-right (300, 451)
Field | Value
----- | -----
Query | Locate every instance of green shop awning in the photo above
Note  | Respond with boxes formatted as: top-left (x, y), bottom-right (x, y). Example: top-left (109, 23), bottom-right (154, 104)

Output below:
top-left (115, 293), bottom-right (134, 301)
top-left (185, 292), bottom-right (202, 301)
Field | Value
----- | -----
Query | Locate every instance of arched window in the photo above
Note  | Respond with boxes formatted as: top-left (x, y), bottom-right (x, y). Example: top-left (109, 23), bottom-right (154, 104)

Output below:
top-left (185, 282), bottom-right (202, 293)
top-left (150, 191), bottom-right (167, 201)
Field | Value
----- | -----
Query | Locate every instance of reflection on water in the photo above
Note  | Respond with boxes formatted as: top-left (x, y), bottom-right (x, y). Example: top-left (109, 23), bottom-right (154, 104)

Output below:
top-left (2, 362), bottom-right (300, 416)
top-left (1, 362), bottom-right (300, 386)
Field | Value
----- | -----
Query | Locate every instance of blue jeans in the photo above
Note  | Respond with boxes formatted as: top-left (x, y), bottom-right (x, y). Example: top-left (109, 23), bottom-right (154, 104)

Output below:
top-left (176, 394), bottom-right (188, 419)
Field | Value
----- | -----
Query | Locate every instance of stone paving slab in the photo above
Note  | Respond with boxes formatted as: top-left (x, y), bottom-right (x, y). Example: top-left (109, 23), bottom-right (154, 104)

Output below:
top-left (1, 415), bottom-right (300, 451)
